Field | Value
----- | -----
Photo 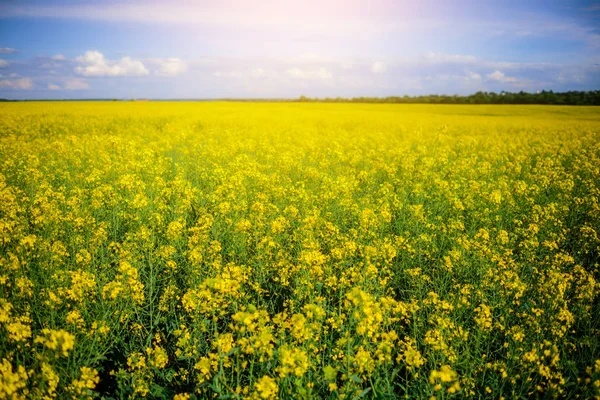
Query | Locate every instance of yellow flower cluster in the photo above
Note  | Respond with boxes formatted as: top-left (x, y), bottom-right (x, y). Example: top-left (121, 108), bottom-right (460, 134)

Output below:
top-left (253, 375), bottom-right (278, 399)
top-left (277, 346), bottom-right (309, 378)
top-left (102, 260), bottom-right (145, 305)
top-left (0, 102), bottom-right (598, 398)
top-left (429, 365), bottom-right (460, 394)
top-left (69, 367), bottom-right (99, 399)
top-left (473, 303), bottom-right (492, 331)
top-left (34, 329), bottom-right (75, 358)
top-left (0, 359), bottom-right (28, 399)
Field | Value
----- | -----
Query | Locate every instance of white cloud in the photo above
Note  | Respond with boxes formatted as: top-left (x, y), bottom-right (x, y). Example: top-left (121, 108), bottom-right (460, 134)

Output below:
top-left (47, 83), bottom-right (61, 90)
top-left (0, 59), bottom-right (8, 68)
top-left (155, 58), bottom-right (187, 76)
top-left (487, 70), bottom-right (517, 83)
top-left (75, 50), bottom-right (149, 77)
top-left (251, 68), bottom-right (266, 78)
top-left (371, 61), bottom-right (387, 74)
top-left (286, 67), bottom-right (332, 80)
top-left (52, 54), bottom-right (66, 61)
top-left (64, 78), bottom-right (90, 90)
top-left (0, 78), bottom-right (33, 90)
top-left (488, 70), bottom-right (505, 81)
top-left (0, 48), bottom-right (17, 54)
top-left (466, 71), bottom-right (482, 81)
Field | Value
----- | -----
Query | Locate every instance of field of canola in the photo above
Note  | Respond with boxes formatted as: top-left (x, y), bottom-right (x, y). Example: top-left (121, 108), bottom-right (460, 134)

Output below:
top-left (0, 102), bottom-right (599, 399)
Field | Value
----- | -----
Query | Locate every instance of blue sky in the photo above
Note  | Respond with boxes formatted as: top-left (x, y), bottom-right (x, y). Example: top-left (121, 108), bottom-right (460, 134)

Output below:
top-left (0, 0), bottom-right (599, 99)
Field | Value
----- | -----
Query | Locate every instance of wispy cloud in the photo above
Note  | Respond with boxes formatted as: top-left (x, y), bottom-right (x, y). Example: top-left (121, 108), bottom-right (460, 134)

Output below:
top-left (423, 52), bottom-right (477, 64)
top-left (46, 78), bottom-right (90, 91)
top-left (3, 1), bottom-right (599, 50)
top-left (0, 77), bottom-right (33, 90)
top-left (0, 59), bottom-right (8, 68)
top-left (0, 1), bottom-right (408, 38)
top-left (64, 78), bottom-right (89, 90)
top-left (286, 67), bottom-right (332, 80)
top-left (0, 48), bottom-right (18, 54)
top-left (583, 3), bottom-right (600, 11)
top-left (153, 58), bottom-right (187, 77)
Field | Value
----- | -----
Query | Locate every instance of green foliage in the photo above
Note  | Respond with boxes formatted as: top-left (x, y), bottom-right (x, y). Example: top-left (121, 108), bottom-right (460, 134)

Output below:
top-left (296, 90), bottom-right (600, 105)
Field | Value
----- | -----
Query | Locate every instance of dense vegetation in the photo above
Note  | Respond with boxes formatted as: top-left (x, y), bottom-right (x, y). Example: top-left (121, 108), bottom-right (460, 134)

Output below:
top-left (298, 90), bottom-right (600, 105)
top-left (0, 102), bottom-right (599, 399)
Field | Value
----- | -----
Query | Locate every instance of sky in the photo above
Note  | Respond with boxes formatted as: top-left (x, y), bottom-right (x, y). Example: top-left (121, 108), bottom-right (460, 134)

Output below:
top-left (0, 0), bottom-right (599, 99)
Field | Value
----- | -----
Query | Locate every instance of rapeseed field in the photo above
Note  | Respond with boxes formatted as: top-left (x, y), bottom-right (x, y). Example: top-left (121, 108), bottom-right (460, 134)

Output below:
top-left (0, 102), bottom-right (599, 399)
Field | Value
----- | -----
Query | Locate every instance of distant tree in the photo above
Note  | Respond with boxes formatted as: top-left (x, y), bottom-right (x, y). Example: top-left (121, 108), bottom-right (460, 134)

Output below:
top-left (296, 90), bottom-right (600, 105)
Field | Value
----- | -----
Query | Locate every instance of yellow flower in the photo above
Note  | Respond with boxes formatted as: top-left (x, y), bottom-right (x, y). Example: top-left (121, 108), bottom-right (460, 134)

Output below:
top-left (490, 189), bottom-right (502, 204)
top-left (69, 367), bottom-right (100, 399)
top-left (127, 352), bottom-right (147, 370)
top-left (277, 346), bottom-right (309, 378)
top-left (253, 375), bottom-right (278, 399)
top-left (167, 220), bottom-right (185, 240)
top-left (0, 358), bottom-right (28, 399)
top-left (474, 304), bottom-right (492, 331)
top-left (34, 329), bottom-right (75, 357)
top-left (6, 321), bottom-right (32, 343)
top-left (40, 362), bottom-right (59, 398)
top-left (65, 270), bottom-right (96, 302)
top-left (353, 346), bottom-right (375, 375)
top-left (398, 338), bottom-right (426, 370)
top-left (430, 365), bottom-right (460, 393)
top-left (66, 310), bottom-right (85, 328)
top-left (146, 344), bottom-right (169, 369)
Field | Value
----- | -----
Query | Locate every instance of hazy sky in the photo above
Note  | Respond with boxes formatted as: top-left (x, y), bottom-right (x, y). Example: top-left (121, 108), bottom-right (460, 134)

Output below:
top-left (1, 0), bottom-right (599, 99)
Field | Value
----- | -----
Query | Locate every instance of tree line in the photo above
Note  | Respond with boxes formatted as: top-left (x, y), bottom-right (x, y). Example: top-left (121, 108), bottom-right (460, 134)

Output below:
top-left (297, 90), bottom-right (600, 105)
